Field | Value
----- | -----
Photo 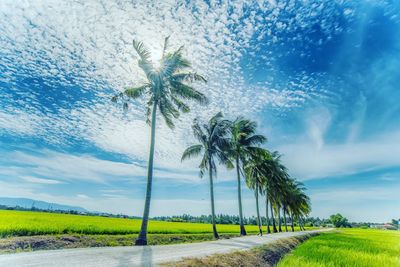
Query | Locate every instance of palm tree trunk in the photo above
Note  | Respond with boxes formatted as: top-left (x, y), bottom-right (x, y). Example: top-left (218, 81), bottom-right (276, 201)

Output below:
top-left (301, 216), bottom-right (306, 230)
top-left (255, 187), bottom-right (262, 236)
top-left (265, 192), bottom-right (271, 234)
top-left (236, 156), bottom-right (246, 236)
top-left (277, 204), bottom-right (282, 232)
top-left (270, 201), bottom-right (278, 233)
top-left (136, 100), bottom-right (158, 246)
top-left (298, 217), bottom-right (303, 231)
top-left (283, 206), bottom-right (288, 232)
top-left (290, 211), bottom-right (295, 232)
top-left (208, 159), bottom-right (219, 239)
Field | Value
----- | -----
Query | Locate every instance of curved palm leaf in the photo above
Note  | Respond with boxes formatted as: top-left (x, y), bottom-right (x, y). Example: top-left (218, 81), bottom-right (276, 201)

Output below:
top-left (181, 144), bottom-right (203, 161)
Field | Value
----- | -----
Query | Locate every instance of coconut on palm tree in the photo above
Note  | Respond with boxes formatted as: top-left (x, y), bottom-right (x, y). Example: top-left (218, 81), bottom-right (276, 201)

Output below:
top-left (112, 38), bottom-right (207, 245)
top-left (182, 112), bottom-right (232, 239)
top-left (228, 117), bottom-right (266, 235)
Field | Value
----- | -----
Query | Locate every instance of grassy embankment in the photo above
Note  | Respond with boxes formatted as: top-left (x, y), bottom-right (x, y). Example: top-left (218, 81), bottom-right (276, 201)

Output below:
top-left (278, 228), bottom-right (400, 267)
top-left (165, 229), bottom-right (400, 267)
top-left (0, 210), bottom-right (308, 252)
top-left (162, 234), bottom-right (314, 267)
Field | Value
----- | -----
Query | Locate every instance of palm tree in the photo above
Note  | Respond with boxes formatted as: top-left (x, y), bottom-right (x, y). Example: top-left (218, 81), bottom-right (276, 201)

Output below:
top-left (244, 148), bottom-right (270, 236)
top-left (182, 112), bottom-right (231, 239)
top-left (281, 180), bottom-right (292, 232)
top-left (262, 151), bottom-right (288, 233)
top-left (284, 178), bottom-right (311, 232)
top-left (112, 38), bottom-right (207, 245)
top-left (265, 190), bottom-right (271, 234)
top-left (293, 183), bottom-right (311, 231)
top-left (228, 118), bottom-right (266, 235)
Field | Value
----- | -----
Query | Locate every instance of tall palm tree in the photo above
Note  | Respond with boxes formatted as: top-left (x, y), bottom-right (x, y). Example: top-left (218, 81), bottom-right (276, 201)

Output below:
top-left (263, 151), bottom-right (288, 233)
top-left (265, 190), bottom-right (271, 234)
top-left (244, 148), bottom-right (270, 236)
top-left (228, 118), bottom-right (266, 235)
top-left (112, 38), bottom-right (207, 245)
top-left (295, 188), bottom-right (311, 231)
top-left (182, 112), bottom-right (231, 239)
top-left (285, 179), bottom-right (311, 232)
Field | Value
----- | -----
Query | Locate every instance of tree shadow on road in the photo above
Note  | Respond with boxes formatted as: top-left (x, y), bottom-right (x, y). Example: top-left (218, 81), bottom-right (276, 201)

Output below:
top-left (139, 246), bottom-right (153, 267)
top-left (116, 246), bottom-right (153, 267)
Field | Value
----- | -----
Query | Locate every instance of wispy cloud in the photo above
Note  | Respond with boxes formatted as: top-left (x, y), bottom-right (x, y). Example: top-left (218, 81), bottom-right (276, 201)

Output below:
top-left (279, 130), bottom-right (400, 180)
top-left (1, 149), bottom-right (217, 184)
top-left (309, 184), bottom-right (400, 222)
top-left (20, 176), bottom-right (63, 185)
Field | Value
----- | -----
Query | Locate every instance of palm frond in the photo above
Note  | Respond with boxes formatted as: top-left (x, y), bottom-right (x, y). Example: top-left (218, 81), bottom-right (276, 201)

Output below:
top-left (171, 95), bottom-right (190, 113)
top-left (192, 119), bottom-right (207, 143)
top-left (124, 84), bottom-right (149, 99)
top-left (158, 97), bottom-right (179, 129)
top-left (172, 73), bottom-right (207, 83)
top-left (132, 39), bottom-right (157, 80)
top-left (170, 81), bottom-right (208, 105)
top-left (162, 36), bottom-right (170, 58)
top-left (181, 144), bottom-right (203, 161)
top-left (132, 39), bottom-right (151, 62)
top-left (244, 134), bottom-right (267, 146)
top-left (160, 47), bottom-right (191, 79)
top-left (199, 156), bottom-right (208, 178)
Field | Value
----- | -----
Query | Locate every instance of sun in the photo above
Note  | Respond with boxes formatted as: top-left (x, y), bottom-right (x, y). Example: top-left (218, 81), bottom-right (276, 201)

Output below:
top-left (148, 45), bottom-right (163, 70)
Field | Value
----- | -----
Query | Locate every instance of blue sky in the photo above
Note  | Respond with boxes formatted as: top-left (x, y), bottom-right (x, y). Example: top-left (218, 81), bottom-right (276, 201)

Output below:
top-left (0, 0), bottom-right (399, 223)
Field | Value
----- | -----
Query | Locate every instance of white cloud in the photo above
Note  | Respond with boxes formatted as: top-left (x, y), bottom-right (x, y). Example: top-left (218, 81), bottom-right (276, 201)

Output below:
top-left (0, 178), bottom-right (256, 217)
top-left (77, 194), bottom-right (90, 199)
top-left (306, 106), bottom-right (332, 150)
top-left (2, 149), bottom-right (220, 184)
top-left (309, 185), bottom-right (400, 222)
top-left (0, 110), bottom-right (41, 136)
top-left (20, 176), bottom-right (63, 185)
top-left (279, 130), bottom-right (400, 179)
top-left (0, 0), bottom-right (328, 165)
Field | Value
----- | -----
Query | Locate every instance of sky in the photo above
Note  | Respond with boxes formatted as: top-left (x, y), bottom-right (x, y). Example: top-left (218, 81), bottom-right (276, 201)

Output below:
top-left (0, 0), bottom-right (399, 223)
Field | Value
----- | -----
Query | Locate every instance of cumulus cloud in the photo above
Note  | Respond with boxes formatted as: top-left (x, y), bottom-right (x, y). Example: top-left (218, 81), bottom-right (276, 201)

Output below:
top-left (0, 0), bottom-right (336, 166)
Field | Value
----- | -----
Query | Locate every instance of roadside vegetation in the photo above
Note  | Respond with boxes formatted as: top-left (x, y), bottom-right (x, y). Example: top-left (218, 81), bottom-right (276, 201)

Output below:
top-left (0, 233), bottom-right (239, 254)
top-left (278, 229), bottom-right (400, 267)
top-left (162, 234), bottom-right (314, 267)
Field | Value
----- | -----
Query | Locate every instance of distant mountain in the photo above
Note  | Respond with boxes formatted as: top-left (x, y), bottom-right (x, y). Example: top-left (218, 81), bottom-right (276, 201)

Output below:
top-left (0, 197), bottom-right (88, 213)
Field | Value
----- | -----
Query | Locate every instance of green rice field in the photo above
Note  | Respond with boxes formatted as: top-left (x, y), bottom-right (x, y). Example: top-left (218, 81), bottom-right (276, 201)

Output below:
top-left (278, 228), bottom-right (400, 267)
top-left (0, 210), bottom-right (305, 237)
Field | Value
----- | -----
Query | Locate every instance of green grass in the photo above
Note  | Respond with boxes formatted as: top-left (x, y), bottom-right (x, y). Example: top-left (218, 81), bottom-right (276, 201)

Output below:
top-left (278, 228), bottom-right (400, 267)
top-left (0, 210), bottom-right (307, 237)
top-left (162, 234), bottom-right (313, 267)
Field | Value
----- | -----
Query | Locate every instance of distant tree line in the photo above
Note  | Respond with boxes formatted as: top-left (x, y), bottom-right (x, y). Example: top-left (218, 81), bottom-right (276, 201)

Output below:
top-left (153, 214), bottom-right (310, 226)
top-left (0, 205), bottom-right (139, 219)
top-left (153, 213), bottom-right (400, 230)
